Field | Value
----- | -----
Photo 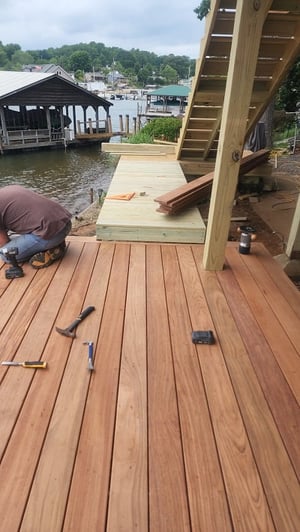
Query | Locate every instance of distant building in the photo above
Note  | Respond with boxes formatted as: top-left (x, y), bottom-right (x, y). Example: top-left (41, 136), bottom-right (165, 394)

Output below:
top-left (22, 64), bottom-right (74, 83)
top-left (107, 70), bottom-right (126, 86)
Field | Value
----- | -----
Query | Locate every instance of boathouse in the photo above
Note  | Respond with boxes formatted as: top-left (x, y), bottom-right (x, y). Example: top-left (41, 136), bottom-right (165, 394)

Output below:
top-left (0, 71), bottom-right (113, 154)
top-left (146, 84), bottom-right (190, 115)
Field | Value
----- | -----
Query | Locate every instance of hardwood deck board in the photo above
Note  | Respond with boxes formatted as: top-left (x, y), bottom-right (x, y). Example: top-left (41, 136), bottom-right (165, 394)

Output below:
top-left (238, 250), bottom-right (300, 353)
top-left (0, 239), bottom-right (299, 532)
top-left (0, 264), bottom-right (37, 335)
top-left (19, 243), bottom-right (105, 531)
top-left (162, 245), bottom-right (232, 531)
top-left (146, 244), bottom-right (191, 531)
top-left (217, 261), bottom-right (300, 478)
top-left (181, 246), bottom-right (275, 531)
top-left (194, 248), bottom-right (300, 531)
top-left (107, 244), bottom-right (148, 531)
top-left (63, 242), bottom-right (126, 531)
top-left (0, 241), bottom-right (84, 531)
top-left (252, 244), bottom-right (300, 320)
top-left (224, 245), bottom-right (300, 402)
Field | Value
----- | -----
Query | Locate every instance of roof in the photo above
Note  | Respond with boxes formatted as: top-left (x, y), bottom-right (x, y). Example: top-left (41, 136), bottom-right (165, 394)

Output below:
top-left (23, 64), bottom-right (75, 83)
top-left (0, 71), bottom-right (112, 110)
top-left (148, 85), bottom-right (191, 98)
top-left (0, 71), bottom-right (53, 98)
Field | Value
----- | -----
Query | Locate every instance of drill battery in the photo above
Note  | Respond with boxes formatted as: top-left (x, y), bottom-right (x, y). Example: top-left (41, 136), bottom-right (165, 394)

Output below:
top-left (3, 247), bottom-right (24, 279)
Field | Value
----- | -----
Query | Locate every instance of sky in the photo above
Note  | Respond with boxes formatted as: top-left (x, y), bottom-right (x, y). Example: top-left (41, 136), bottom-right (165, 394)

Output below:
top-left (1, 0), bottom-right (205, 59)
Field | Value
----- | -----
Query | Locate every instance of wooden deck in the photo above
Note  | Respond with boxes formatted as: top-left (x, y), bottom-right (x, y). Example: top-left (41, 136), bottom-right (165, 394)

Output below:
top-left (96, 157), bottom-right (206, 243)
top-left (0, 237), bottom-right (299, 531)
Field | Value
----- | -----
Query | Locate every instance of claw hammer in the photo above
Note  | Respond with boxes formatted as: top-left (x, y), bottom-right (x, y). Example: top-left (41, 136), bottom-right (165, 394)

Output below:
top-left (56, 306), bottom-right (95, 338)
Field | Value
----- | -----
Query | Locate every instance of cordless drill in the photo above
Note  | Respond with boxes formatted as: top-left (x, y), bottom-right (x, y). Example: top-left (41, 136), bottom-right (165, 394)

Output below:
top-left (3, 247), bottom-right (24, 279)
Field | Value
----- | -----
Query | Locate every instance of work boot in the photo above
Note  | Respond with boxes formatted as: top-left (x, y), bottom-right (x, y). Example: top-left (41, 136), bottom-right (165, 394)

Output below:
top-left (29, 241), bottom-right (66, 269)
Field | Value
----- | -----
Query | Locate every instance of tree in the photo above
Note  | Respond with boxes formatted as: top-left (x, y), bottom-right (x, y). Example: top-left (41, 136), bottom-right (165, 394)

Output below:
top-left (137, 64), bottom-right (153, 85)
top-left (11, 50), bottom-right (34, 68)
top-left (69, 50), bottom-right (92, 72)
top-left (194, 0), bottom-right (211, 20)
top-left (160, 65), bottom-right (178, 84)
top-left (276, 58), bottom-right (300, 112)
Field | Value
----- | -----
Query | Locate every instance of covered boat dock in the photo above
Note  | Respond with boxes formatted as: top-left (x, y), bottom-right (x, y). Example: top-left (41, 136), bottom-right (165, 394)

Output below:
top-left (0, 71), bottom-right (113, 154)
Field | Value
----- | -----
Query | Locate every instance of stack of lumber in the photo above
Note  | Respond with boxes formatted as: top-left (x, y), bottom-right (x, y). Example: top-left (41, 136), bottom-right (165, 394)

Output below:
top-left (155, 149), bottom-right (270, 214)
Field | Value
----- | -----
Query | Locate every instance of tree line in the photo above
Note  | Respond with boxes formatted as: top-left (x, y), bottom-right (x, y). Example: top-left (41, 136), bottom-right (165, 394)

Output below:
top-left (1, 34), bottom-right (299, 112)
top-left (0, 41), bottom-right (195, 87)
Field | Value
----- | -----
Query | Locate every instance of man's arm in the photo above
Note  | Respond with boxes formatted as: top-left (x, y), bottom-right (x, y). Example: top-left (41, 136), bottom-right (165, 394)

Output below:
top-left (0, 230), bottom-right (9, 247)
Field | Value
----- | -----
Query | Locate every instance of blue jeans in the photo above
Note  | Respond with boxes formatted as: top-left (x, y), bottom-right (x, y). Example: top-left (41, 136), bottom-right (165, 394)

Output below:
top-left (0, 220), bottom-right (72, 263)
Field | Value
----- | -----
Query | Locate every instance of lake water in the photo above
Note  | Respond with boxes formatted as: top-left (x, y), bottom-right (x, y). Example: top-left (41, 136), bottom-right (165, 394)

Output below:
top-left (0, 96), bottom-right (147, 214)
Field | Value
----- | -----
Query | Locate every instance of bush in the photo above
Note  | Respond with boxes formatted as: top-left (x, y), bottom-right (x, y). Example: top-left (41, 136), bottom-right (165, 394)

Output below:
top-left (128, 117), bottom-right (182, 144)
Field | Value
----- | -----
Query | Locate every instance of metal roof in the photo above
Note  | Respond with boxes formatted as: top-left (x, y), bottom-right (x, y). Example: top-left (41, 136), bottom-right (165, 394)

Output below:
top-left (148, 85), bottom-right (191, 97)
top-left (0, 71), bottom-right (53, 98)
top-left (0, 71), bottom-right (113, 110)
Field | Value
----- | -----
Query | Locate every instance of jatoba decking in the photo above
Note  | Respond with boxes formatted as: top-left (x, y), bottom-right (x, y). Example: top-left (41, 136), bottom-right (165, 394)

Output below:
top-left (0, 237), bottom-right (299, 531)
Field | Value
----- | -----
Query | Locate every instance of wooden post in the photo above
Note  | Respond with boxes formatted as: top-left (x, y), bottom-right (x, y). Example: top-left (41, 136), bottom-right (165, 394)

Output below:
top-left (107, 116), bottom-right (112, 133)
top-left (0, 107), bottom-right (8, 146)
top-left (286, 193), bottom-right (300, 259)
top-left (203, 0), bottom-right (273, 271)
top-left (133, 117), bottom-right (137, 135)
top-left (119, 115), bottom-right (124, 132)
top-left (125, 114), bottom-right (129, 135)
top-left (88, 118), bottom-right (93, 134)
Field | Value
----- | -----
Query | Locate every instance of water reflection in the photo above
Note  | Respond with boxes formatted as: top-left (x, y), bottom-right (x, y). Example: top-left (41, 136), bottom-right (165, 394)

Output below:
top-left (0, 146), bottom-right (119, 214)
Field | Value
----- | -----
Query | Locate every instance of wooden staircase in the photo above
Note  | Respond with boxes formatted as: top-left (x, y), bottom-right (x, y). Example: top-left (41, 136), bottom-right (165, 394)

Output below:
top-left (176, 0), bottom-right (300, 171)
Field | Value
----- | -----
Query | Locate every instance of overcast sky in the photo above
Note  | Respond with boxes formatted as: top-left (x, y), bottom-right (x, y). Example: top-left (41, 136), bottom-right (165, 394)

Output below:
top-left (1, 0), bottom-right (205, 59)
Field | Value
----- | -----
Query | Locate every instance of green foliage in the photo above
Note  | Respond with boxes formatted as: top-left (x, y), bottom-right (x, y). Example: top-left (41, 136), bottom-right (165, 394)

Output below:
top-left (125, 130), bottom-right (155, 144)
top-left (128, 117), bottom-right (182, 143)
top-left (0, 40), bottom-right (195, 83)
top-left (160, 64), bottom-right (178, 84)
top-left (276, 58), bottom-right (300, 112)
top-left (69, 50), bottom-right (92, 72)
top-left (194, 0), bottom-right (211, 20)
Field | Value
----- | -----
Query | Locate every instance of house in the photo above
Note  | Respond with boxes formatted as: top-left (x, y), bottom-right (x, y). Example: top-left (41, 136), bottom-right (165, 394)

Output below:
top-left (22, 64), bottom-right (75, 83)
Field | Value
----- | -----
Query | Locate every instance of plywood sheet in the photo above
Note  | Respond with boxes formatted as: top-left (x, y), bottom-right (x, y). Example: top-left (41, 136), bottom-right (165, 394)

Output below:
top-left (96, 158), bottom-right (206, 243)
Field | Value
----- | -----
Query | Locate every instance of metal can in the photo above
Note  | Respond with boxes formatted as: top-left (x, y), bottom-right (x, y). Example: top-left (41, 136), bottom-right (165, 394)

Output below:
top-left (239, 231), bottom-right (251, 254)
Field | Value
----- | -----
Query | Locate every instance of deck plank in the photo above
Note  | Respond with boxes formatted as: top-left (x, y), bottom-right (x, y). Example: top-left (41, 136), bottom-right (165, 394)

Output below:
top-left (0, 241), bottom-right (84, 531)
top-left (0, 240), bottom-right (299, 532)
top-left (224, 246), bottom-right (300, 402)
top-left (218, 260), bottom-right (300, 478)
top-left (181, 245), bottom-right (275, 531)
top-left (107, 244), bottom-right (148, 531)
top-left (147, 244), bottom-right (191, 531)
top-left (162, 245), bottom-right (232, 531)
top-left (19, 243), bottom-right (100, 531)
top-left (195, 248), bottom-right (300, 531)
top-left (63, 242), bottom-right (127, 531)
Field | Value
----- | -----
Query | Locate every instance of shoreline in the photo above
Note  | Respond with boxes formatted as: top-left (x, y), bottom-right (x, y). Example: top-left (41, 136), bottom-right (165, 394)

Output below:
top-left (70, 200), bottom-right (101, 236)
